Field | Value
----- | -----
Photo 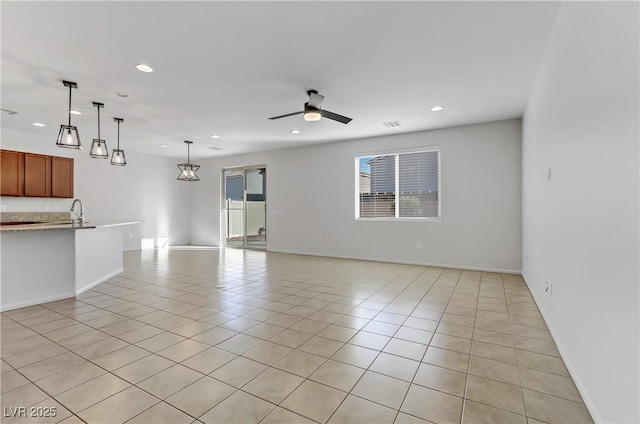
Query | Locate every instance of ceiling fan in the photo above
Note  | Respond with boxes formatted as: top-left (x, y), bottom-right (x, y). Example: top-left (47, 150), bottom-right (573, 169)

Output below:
top-left (268, 90), bottom-right (352, 124)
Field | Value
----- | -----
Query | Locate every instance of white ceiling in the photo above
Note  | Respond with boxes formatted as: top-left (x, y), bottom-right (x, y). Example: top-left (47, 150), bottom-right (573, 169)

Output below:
top-left (1, 1), bottom-right (561, 159)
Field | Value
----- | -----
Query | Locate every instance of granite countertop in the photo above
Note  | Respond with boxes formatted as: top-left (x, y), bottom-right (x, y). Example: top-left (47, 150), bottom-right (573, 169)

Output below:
top-left (0, 212), bottom-right (142, 232)
top-left (0, 220), bottom-right (143, 232)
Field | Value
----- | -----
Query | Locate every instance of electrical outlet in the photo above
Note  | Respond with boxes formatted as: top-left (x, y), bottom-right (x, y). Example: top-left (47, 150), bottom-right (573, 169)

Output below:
top-left (547, 167), bottom-right (552, 181)
top-left (545, 281), bottom-right (553, 296)
top-left (54, 204), bottom-right (60, 211)
top-left (416, 241), bottom-right (422, 250)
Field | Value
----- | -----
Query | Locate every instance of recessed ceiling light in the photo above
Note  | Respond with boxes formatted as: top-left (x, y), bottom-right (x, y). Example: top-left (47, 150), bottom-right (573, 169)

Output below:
top-left (70, 110), bottom-right (82, 115)
top-left (115, 91), bottom-right (129, 98)
top-left (161, 145), bottom-right (169, 148)
top-left (136, 64), bottom-right (154, 73)
top-left (32, 122), bottom-right (46, 127)
top-left (290, 130), bottom-right (300, 134)
top-left (430, 105), bottom-right (444, 112)
top-left (211, 135), bottom-right (220, 139)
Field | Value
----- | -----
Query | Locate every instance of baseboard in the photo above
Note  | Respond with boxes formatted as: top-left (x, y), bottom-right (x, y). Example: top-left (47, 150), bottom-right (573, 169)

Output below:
top-left (521, 271), bottom-right (603, 424)
top-left (267, 248), bottom-right (522, 274)
top-left (1, 291), bottom-right (77, 312)
top-left (76, 268), bottom-right (124, 296)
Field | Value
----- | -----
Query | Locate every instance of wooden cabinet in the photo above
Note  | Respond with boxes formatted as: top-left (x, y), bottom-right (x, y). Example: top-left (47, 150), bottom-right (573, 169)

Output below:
top-left (51, 156), bottom-right (74, 198)
top-left (0, 150), bottom-right (24, 196)
top-left (24, 153), bottom-right (52, 197)
top-left (0, 150), bottom-right (73, 198)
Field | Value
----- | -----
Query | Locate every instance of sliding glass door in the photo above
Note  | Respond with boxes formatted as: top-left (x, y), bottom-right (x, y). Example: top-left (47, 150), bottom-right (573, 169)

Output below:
top-left (223, 166), bottom-right (266, 249)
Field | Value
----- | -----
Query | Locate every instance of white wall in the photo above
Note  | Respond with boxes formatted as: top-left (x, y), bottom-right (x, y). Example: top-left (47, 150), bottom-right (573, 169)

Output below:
top-left (522, 2), bottom-right (639, 423)
top-left (1, 230), bottom-right (75, 310)
top-left (191, 119), bottom-right (522, 272)
top-left (0, 129), bottom-right (191, 250)
top-left (75, 227), bottom-right (124, 294)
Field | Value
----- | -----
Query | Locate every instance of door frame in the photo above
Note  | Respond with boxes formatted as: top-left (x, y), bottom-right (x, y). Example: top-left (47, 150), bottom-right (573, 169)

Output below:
top-left (221, 165), bottom-right (267, 249)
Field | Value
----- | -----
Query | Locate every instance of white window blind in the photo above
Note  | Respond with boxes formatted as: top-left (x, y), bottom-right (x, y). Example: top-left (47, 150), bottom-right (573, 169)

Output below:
top-left (357, 149), bottom-right (440, 219)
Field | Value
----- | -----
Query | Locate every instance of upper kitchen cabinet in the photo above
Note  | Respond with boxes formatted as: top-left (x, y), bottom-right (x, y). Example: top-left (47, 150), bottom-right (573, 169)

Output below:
top-left (51, 156), bottom-right (74, 198)
top-left (24, 153), bottom-right (52, 197)
top-left (0, 149), bottom-right (74, 198)
top-left (1, 150), bottom-right (25, 196)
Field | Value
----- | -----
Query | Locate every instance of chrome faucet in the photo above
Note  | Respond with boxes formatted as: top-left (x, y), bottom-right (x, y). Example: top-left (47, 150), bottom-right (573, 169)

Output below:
top-left (71, 199), bottom-right (84, 224)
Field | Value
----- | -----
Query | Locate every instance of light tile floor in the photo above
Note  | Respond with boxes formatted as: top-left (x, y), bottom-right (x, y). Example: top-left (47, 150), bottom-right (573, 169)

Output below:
top-left (1, 248), bottom-right (594, 424)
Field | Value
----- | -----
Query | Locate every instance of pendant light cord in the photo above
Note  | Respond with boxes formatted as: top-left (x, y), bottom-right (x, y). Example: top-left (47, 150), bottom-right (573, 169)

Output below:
top-left (187, 142), bottom-right (190, 164)
top-left (116, 120), bottom-right (120, 149)
top-left (97, 106), bottom-right (101, 139)
top-left (67, 85), bottom-right (72, 127)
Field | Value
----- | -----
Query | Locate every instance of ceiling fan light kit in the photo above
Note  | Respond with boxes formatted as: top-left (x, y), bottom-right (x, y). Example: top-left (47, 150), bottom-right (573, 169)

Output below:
top-left (303, 105), bottom-right (322, 122)
top-left (269, 89), bottom-right (352, 124)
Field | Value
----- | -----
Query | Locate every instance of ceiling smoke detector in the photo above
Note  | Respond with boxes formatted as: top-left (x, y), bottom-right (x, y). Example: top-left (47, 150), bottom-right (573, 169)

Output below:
top-left (0, 108), bottom-right (18, 115)
top-left (382, 121), bottom-right (402, 127)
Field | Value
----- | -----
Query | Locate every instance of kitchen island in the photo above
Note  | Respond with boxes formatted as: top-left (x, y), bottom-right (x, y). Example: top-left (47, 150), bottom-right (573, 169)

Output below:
top-left (1, 213), bottom-right (141, 311)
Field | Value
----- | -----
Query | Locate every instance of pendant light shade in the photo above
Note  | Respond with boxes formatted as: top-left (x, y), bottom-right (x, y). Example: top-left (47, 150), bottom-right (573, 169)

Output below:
top-left (110, 118), bottom-right (127, 166)
top-left (177, 141), bottom-right (200, 181)
top-left (89, 102), bottom-right (109, 159)
top-left (56, 80), bottom-right (81, 149)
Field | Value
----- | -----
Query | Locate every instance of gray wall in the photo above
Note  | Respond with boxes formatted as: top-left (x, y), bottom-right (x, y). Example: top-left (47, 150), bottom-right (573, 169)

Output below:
top-left (190, 118), bottom-right (522, 272)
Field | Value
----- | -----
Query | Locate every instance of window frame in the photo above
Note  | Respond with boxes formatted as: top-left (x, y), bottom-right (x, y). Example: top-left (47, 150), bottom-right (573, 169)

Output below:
top-left (354, 146), bottom-right (441, 221)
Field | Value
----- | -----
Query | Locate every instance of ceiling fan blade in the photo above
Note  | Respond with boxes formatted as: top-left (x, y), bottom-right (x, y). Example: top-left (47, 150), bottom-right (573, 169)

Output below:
top-left (321, 109), bottom-right (352, 124)
top-left (268, 111), bottom-right (304, 120)
top-left (308, 92), bottom-right (324, 109)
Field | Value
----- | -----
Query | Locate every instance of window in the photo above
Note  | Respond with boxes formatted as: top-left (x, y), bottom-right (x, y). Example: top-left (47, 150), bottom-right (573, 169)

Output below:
top-left (356, 149), bottom-right (440, 219)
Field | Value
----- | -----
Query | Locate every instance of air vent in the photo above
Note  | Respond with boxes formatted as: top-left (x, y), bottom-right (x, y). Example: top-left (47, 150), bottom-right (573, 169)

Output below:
top-left (382, 121), bottom-right (401, 127)
top-left (210, 147), bottom-right (223, 151)
top-left (0, 108), bottom-right (18, 115)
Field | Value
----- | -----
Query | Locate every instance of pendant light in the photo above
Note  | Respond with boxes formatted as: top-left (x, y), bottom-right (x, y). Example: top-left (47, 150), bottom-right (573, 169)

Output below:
top-left (110, 118), bottom-right (127, 166)
top-left (89, 102), bottom-right (109, 158)
top-left (177, 141), bottom-right (200, 181)
top-left (56, 80), bottom-right (81, 149)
